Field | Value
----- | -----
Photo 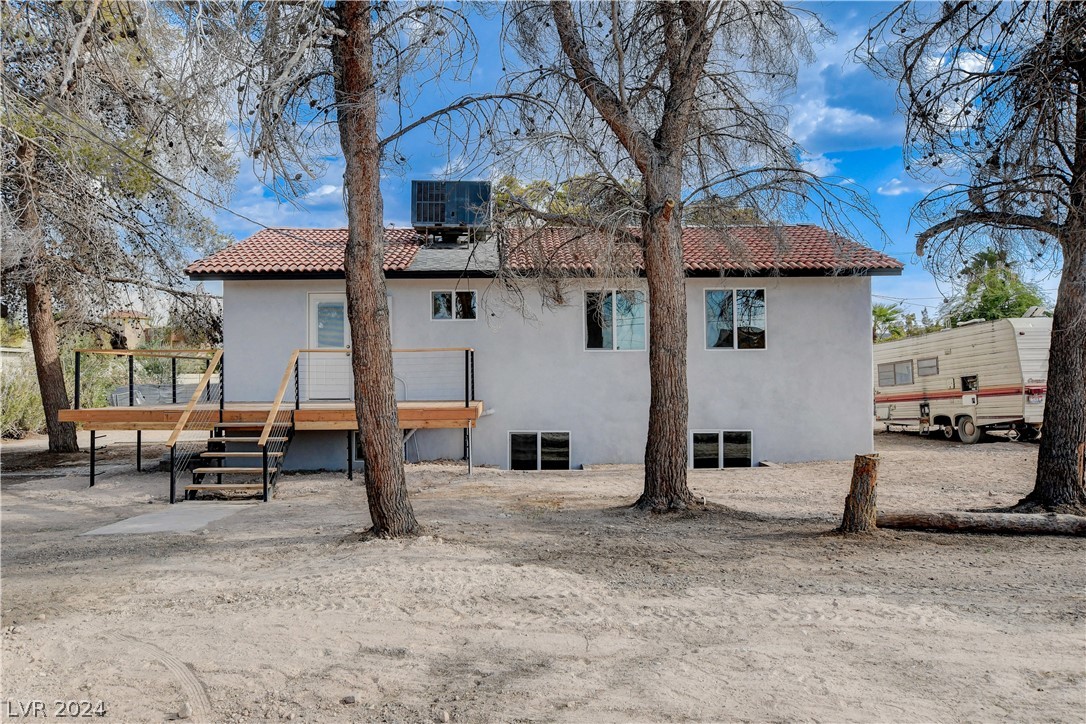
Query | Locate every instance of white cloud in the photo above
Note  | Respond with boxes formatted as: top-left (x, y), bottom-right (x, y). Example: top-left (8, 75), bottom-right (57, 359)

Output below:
top-left (306, 184), bottom-right (342, 199)
top-left (799, 152), bottom-right (840, 177)
top-left (876, 177), bottom-right (929, 197)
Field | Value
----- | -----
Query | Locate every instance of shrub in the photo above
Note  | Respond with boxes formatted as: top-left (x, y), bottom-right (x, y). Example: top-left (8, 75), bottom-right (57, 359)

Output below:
top-left (1, 362), bottom-right (46, 438)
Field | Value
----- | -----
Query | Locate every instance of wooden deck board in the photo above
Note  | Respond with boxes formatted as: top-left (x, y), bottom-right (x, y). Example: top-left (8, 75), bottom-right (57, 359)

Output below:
top-left (59, 400), bottom-right (484, 431)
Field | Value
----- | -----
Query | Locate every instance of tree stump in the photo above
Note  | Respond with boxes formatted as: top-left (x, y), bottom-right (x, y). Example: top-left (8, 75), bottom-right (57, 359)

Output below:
top-left (839, 454), bottom-right (879, 533)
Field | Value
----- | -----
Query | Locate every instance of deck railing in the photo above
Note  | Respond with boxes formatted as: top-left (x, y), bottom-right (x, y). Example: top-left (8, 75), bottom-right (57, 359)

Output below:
top-left (165, 350), bottom-right (224, 503)
top-left (259, 347), bottom-right (476, 412)
top-left (73, 348), bottom-right (219, 410)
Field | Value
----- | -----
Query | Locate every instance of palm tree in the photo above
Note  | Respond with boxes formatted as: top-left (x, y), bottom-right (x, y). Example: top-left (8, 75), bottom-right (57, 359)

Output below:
top-left (872, 303), bottom-right (904, 342)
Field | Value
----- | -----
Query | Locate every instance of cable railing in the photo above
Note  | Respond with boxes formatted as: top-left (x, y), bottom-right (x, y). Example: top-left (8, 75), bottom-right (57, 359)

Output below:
top-left (166, 350), bottom-right (224, 503)
top-left (73, 348), bottom-right (219, 410)
top-left (274, 347), bottom-right (476, 406)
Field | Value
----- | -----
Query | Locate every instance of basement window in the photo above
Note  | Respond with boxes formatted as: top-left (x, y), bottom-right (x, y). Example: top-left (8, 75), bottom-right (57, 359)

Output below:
top-left (510, 431), bottom-right (571, 471)
top-left (432, 290), bottom-right (477, 321)
top-left (585, 290), bottom-right (646, 350)
top-left (690, 430), bottom-right (753, 469)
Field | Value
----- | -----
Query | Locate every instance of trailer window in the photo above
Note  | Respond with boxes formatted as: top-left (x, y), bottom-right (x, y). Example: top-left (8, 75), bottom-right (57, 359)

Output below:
top-left (961, 375), bottom-right (979, 392)
top-left (877, 360), bottom-right (913, 386)
top-left (894, 361), bottom-right (913, 385)
top-left (877, 363), bottom-right (896, 387)
top-left (917, 357), bottom-right (939, 377)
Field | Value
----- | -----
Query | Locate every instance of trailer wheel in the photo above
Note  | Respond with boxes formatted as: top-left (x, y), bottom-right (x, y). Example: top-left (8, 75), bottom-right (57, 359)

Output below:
top-left (956, 416), bottom-right (983, 444)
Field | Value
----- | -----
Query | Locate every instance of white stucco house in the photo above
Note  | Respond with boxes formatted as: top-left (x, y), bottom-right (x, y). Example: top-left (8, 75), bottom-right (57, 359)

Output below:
top-left (185, 224), bottom-right (902, 471)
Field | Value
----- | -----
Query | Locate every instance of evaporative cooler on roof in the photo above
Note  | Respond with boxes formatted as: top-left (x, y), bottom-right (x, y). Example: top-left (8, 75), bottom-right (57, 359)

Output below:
top-left (411, 180), bottom-right (491, 243)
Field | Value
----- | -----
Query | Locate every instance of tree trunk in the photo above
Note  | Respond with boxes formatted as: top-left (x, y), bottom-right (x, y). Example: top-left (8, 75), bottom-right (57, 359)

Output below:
top-left (13, 139), bottom-right (78, 453)
top-left (333, 1), bottom-right (418, 537)
top-left (635, 171), bottom-right (693, 511)
top-left (877, 510), bottom-right (1086, 536)
top-left (25, 278), bottom-right (79, 453)
top-left (1016, 232), bottom-right (1086, 513)
top-left (839, 453), bottom-right (879, 533)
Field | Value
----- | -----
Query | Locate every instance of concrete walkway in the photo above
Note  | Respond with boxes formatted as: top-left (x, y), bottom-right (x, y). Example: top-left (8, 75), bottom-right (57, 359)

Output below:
top-left (82, 503), bottom-right (251, 536)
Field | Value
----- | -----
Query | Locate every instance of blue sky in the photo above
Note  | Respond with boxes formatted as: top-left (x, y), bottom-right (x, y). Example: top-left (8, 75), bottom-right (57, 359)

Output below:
top-left (212, 2), bottom-right (1059, 318)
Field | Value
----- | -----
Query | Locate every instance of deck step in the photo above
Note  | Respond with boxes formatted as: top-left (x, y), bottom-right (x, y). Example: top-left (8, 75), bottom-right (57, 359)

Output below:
top-left (192, 467), bottom-right (267, 475)
top-left (207, 436), bottom-right (289, 443)
top-left (199, 451), bottom-right (283, 458)
top-left (185, 484), bottom-right (265, 491)
top-left (213, 422), bottom-right (267, 429)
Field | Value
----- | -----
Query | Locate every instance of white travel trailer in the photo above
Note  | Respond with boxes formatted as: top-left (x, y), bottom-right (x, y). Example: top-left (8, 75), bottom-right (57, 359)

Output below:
top-left (873, 317), bottom-right (1051, 443)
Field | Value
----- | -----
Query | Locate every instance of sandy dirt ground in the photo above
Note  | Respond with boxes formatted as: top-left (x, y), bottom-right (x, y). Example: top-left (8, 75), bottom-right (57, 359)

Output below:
top-left (1, 430), bottom-right (1083, 722)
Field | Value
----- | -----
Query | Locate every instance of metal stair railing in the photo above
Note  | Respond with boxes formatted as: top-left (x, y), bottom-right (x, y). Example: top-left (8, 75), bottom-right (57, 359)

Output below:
top-left (166, 350), bottom-right (224, 503)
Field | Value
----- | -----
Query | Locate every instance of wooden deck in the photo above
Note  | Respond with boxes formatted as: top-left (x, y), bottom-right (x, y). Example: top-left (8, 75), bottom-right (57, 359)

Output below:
top-left (59, 400), bottom-right (485, 431)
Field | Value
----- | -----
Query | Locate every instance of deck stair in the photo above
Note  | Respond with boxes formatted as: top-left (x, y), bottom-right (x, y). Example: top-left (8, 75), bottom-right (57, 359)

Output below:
top-left (183, 421), bottom-right (295, 501)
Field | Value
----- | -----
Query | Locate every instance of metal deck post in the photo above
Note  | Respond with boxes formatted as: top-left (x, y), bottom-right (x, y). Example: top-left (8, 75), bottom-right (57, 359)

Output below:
top-left (89, 430), bottom-right (96, 487)
top-left (171, 357), bottom-right (177, 404)
top-left (467, 425), bottom-right (473, 476)
top-left (128, 355), bottom-right (135, 406)
top-left (347, 432), bottom-right (353, 480)
top-left (136, 430), bottom-right (142, 472)
top-left (262, 447), bottom-right (269, 502)
top-left (74, 352), bottom-right (81, 410)
top-left (169, 446), bottom-right (176, 504)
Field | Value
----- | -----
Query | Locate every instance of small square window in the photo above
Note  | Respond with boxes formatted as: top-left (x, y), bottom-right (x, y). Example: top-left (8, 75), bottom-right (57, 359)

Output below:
top-left (877, 363), bottom-right (896, 387)
top-left (586, 290), bottom-right (645, 350)
top-left (706, 289), bottom-right (765, 349)
top-left (917, 357), bottom-right (939, 377)
top-left (692, 433), bottom-right (719, 469)
top-left (432, 290), bottom-right (477, 321)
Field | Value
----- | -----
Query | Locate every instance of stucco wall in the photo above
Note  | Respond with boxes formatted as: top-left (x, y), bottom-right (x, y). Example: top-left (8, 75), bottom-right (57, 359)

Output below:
top-left (222, 275), bottom-right (874, 470)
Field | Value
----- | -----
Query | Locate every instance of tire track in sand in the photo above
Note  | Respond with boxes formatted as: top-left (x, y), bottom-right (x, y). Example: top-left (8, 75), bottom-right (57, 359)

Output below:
top-left (105, 632), bottom-right (212, 721)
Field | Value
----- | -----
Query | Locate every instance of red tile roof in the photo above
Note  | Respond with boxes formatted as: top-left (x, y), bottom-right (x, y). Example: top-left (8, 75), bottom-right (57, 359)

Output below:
top-left (186, 224), bottom-right (902, 277)
top-left (501, 225), bottom-right (903, 274)
top-left (185, 228), bottom-right (423, 276)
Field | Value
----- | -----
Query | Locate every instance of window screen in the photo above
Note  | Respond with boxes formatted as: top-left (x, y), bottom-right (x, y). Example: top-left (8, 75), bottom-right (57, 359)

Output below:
top-left (705, 290), bottom-right (734, 348)
top-left (540, 432), bottom-right (570, 470)
top-left (431, 292), bottom-right (452, 320)
top-left (455, 291), bottom-right (477, 320)
top-left (585, 292), bottom-right (612, 349)
top-left (692, 433), bottom-right (720, 469)
top-left (510, 433), bottom-right (538, 471)
top-left (917, 357), bottom-right (939, 377)
top-left (735, 290), bottom-right (766, 349)
top-left (722, 431), bottom-right (753, 468)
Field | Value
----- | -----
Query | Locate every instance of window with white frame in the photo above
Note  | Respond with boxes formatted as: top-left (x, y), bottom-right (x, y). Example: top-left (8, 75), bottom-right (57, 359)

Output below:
top-left (705, 289), bottom-right (766, 349)
top-left (431, 290), bottom-right (477, 320)
top-left (585, 290), bottom-right (646, 350)
top-left (877, 360), bottom-right (913, 387)
top-left (509, 431), bottom-right (571, 470)
top-left (917, 357), bottom-right (939, 377)
top-left (690, 430), bottom-right (753, 468)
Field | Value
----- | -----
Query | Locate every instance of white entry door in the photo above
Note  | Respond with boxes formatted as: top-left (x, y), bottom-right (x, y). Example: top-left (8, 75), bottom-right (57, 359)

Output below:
top-left (308, 294), bottom-right (351, 400)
